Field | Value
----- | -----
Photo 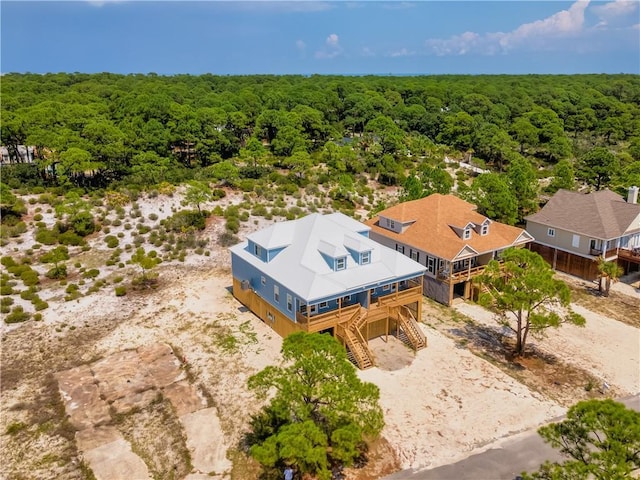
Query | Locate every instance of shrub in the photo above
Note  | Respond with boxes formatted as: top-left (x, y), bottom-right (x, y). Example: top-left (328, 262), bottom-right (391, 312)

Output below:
top-left (46, 265), bottom-right (67, 279)
top-left (115, 286), bottom-right (127, 297)
top-left (33, 313), bottom-right (43, 321)
top-left (218, 231), bottom-right (240, 247)
top-left (58, 231), bottom-right (85, 246)
top-left (104, 235), bottom-right (119, 248)
top-left (20, 270), bottom-right (39, 286)
top-left (148, 213), bottom-right (159, 221)
top-left (35, 228), bottom-right (59, 245)
top-left (0, 285), bottom-right (14, 295)
top-left (226, 218), bottom-right (240, 234)
top-left (161, 210), bottom-right (206, 232)
top-left (34, 300), bottom-right (49, 311)
top-left (8, 264), bottom-right (30, 278)
top-left (69, 211), bottom-right (96, 237)
top-left (1, 297), bottom-right (14, 307)
top-left (5, 306), bottom-right (30, 324)
top-left (33, 213), bottom-right (43, 221)
top-left (1, 256), bottom-right (17, 268)
top-left (83, 269), bottom-right (100, 279)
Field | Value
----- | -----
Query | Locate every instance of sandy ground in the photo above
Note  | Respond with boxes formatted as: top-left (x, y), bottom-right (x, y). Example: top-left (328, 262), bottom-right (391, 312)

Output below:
top-left (2, 189), bottom-right (639, 478)
top-left (453, 301), bottom-right (640, 396)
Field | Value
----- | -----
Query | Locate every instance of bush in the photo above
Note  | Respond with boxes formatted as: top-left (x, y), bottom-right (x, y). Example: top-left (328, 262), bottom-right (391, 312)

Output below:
top-left (1, 256), bottom-right (17, 268)
top-left (148, 213), bottom-right (159, 221)
top-left (161, 210), bottom-right (206, 232)
top-left (69, 211), bottom-right (96, 237)
top-left (34, 300), bottom-right (49, 311)
top-left (33, 313), bottom-right (43, 321)
top-left (1, 297), bottom-right (14, 307)
top-left (46, 265), bottom-right (67, 279)
top-left (20, 270), bottom-right (39, 286)
top-left (8, 264), bottom-right (31, 278)
top-left (35, 228), bottom-right (59, 245)
top-left (58, 231), bottom-right (85, 246)
top-left (218, 231), bottom-right (240, 247)
top-left (226, 218), bottom-right (240, 234)
top-left (33, 213), bottom-right (43, 221)
top-left (83, 269), bottom-right (100, 279)
top-left (0, 285), bottom-right (14, 295)
top-left (104, 235), bottom-right (119, 248)
top-left (5, 306), bottom-right (30, 324)
top-left (115, 286), bottom-right (127, 297)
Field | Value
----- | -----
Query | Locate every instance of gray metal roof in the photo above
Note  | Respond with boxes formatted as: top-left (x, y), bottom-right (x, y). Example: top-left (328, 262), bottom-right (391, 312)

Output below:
top-left (230, 213), bottom-right (426, 302)
top-left (525, 189), bottom-right (640, 240)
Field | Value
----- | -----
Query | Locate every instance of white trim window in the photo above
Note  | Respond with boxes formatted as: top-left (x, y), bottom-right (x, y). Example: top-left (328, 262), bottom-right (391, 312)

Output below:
top-left (286, 294), bottom-right (293, 312)
top-left (572, 234), bottom-right (580, 248)
top-left (319, 301), bottom-right (328, 309)
top-left (463, 228), bottom-right (471, 240)
top-left (254, 244), bottom-right (263, 257)
top-left (410, 250), bottom-right (419, 262)
top-left (274, 285), bottom-right (280, 302)
top-left (336, 257), bottom-right (346, 271)
top-left (382, 284), bottom-right (391, 292)
top-left (481, 224), bottom-right (489, 236)
top-left (547, 228), bottom-right (556, 237)
top-left (361, 251), bottom-right (371, 265)
top-left (261, 276), bottom-right (266, 286)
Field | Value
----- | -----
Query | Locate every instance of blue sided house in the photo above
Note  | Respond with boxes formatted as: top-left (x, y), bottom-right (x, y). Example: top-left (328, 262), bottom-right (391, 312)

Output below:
top-left (230, 212), bottom-right (427, 369)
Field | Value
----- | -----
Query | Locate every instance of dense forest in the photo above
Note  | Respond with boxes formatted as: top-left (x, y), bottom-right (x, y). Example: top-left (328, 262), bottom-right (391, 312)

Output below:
top-left (1, 73), bottom-right (639, 225)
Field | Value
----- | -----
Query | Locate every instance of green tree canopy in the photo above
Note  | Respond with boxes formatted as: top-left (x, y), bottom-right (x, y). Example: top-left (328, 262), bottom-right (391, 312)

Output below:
top-left (524, 399), bottom-right (640, 480)
top-left (476, 248), bottom-right (585, 356)
top-left (579, 147), bottom-right (619, 191)
top-left (467, 173), bottom-right (519, 225)
top-left (247, 332), bottom-right (384, 480)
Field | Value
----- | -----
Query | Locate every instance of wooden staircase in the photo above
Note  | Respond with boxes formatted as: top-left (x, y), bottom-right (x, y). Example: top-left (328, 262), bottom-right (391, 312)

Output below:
top-left (395, 306), bottom-right (427, 351)
top-left (338, 306), bottom-right (374, 370)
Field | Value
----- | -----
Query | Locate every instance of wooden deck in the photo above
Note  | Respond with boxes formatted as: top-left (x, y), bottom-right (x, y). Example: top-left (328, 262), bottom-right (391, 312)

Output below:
top-left (617, 247), bottom-right (640, 264)
top-left (437, 264), bottom-right (487, 283)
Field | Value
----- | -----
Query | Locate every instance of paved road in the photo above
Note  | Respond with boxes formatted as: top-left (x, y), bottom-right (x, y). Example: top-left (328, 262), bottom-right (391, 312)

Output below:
top-left (384, 395), bottom-right (640, 480)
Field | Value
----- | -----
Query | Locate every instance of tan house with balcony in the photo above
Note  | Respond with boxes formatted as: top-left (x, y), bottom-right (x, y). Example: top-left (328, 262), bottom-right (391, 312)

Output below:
top-left (525, 187), bottom-right (640, 280)
top-left (365, 194), bottom-right (534, 306)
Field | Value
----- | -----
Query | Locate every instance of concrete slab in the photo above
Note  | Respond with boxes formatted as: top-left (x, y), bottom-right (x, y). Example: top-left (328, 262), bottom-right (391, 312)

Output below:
top-left (164, 380), bottom-right (206, 416)
top-left (91, 350), bottom-right (154, 403)
top-left (56, 366), bottom-right (111, 430)
top-left (76, 426), bottom-right (121, 451)
top-left (180, 408), bottom-right (231, 476)
top-left (83, 438), bottom-right (151, 480)
top-left (111, 388), bottom-right (160, 415)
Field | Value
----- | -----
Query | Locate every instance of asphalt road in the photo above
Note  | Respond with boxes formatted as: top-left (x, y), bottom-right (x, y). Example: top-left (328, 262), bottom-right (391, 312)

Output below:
top-left (384, 394), bottom-right (640, 480)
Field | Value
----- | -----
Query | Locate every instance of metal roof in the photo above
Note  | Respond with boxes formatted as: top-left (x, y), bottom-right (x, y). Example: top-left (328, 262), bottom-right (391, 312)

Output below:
top-left (230, 213), bottom-right (425, 302)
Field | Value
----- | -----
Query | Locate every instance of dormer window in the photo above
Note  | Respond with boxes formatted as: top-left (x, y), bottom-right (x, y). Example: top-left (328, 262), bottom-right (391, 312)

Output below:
top-left (254, 244), bottom-right (263, 257)
top-left (481, 224), bottom-right (489, 236)
top-left (463, 228), bottom-right (471, 240)
top-left (361, 251), bottom-right (371, 265)
top-left (335, 257), bottom-right (346, 271)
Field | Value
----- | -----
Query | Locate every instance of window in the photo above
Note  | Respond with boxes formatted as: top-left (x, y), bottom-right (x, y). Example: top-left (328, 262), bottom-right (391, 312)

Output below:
top-left (382, 284), bottom-right (391, 291)
top-left (481, 224), bottom-right (489, 235)
top-left (396, 244), bottom-right (405, 254)
top-left (319, 301), bottom-right (328, 309)
top-left (361, 251), bottom-right (371, 265)
top-left (274, 285), bottom-right (280, 302)
top-left (341, 295), bottom-right (351, 304)
top-left (547, 228), bottom-right (555, 237)
top-left (463, 228), bottom-right (471, 240)
top-left (261, 276), bottom-right (266, 286)
top-left (267, 312), bottom-right (275, 322)
top-left (254, 244), bottom-right (263, 257)
top-left (410, 250), bottom-right (419, 262)
top-left (287, 294), bottom-right (292, 312)
top-left (572, 234), bottom-right (580, 248)
top-left (427, 256), bottom-right (435, 274)
top-left (309, 304), bottom-right (317, 314)
top-left (336, 257), bottom-right (346, 271)
top-left (390, 220), bottom-right (395, 229)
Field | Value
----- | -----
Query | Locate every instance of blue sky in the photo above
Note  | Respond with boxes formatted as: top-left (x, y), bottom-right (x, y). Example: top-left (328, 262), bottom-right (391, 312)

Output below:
top-left (2, 1), bottom-right (639, 75)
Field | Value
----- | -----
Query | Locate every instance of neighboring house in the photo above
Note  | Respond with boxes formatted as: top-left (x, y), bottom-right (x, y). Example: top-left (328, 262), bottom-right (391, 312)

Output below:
top-left (230, 213), bottom-right (427, 369)
top-left (1, 145), bottom-right (36, 165)
top-left (365, 194), bottom-right (534, 306)
top-left (525, 187), bottom-right (640, 280)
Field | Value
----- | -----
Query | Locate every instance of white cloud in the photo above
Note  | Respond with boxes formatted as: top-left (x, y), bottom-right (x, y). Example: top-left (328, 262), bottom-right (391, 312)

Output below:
top-left (592, 0), bottom-right (639, 27)
top-left (315, 33), bottom-right (343, 59)
top-left (390, 47), bottom-right (415, 57)
top-left (296, 40), bottom-right (306, 51)
top-left (426, 0), bottom-right (593, 56)
top-left (326, 33), bottom-right (339, 47)
top-left (361, 46), bottom-right (376, 57)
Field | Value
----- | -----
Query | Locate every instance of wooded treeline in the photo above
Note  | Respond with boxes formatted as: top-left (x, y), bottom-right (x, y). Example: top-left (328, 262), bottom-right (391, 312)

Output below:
top-left (1, 73), bottom-right (639, 202)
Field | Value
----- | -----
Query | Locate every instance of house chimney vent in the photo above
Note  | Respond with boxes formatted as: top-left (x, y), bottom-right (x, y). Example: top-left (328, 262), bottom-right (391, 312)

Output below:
top-left (628, 186), bottom-right (639, 204)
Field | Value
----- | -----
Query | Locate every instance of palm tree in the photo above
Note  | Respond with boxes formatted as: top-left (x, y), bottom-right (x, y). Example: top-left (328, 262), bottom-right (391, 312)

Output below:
top-left (597, 258), bottom-right (624, 297)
